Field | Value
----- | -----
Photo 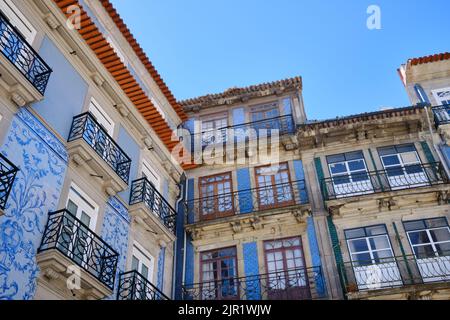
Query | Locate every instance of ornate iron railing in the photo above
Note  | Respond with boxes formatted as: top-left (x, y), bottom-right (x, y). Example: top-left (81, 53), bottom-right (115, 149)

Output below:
top-left (129, 178), bottom-right (177, 233)
top-left (190, 115), bottom-right (295, 148)
top-left (338, 252), bottom-right (450, 294)
top-left (0, 11), bottom-right (52, 95)
top-left (117, 270), bottom-right (170, 300)
top-left (321, 162), bottom-right (448, 201)
top-left (186, 179), bottom-right (308, 224)
top-left (38, 209), bottom-right (119, 290)
top-left (0, 153), bottom-right (18, 210)
top-left (68, 112), bottom-right (131, 183)
top-left (432, 105), bottom-right (450, 126)
top-left (182, 266), bottom-right (326, 300)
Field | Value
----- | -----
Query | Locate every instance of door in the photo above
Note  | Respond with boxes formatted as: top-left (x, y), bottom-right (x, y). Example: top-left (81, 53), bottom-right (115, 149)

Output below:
top-left (199, 172), bottom-right (234, 220)
top-left (327, 151), bottom-right (373, 198)
top-left (404, 218), bottom-right (450, 283)
top-left (264, 237), bottom-right (311, 300)
top-left (255, 163), bottom-right (294, 209)
top-left (201, 116), bottom-right (228, 147)
top-left (200, 247), bottom-right (238, 300)
top-left (141, 160), bottom-right (161, 216)
top-left (62, 184), bottom-right (99, 272)
top-left (379, 144), bottom-right (428, 190)
top-left (250, 103), bottom-right (281, 133)
top-left (345, 225), bottom-right (402, 291)
top-left (87, 98), bottom-right (115, 162)
top-left (130, 243), bottom-right (155, 300)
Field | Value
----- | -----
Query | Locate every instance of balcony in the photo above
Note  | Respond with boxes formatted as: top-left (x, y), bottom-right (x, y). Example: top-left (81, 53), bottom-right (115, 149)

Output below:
top-left (0, 11), bottom-right (52, 105)
top-left (182, 266), bottom-right (326, 300)
top-left (67, 112), bottom-right (131, 196)
top-left (191, 115), bottom-right (295, 149)
top-left (117, 271), bottom-right (170, 300)
top-left (0, 153), bottom-right (19, 212)
top-left (186, 179), bottom-right (308, 224)
top-left (338, 253), bottom-right (450, 300)
top-left (37, 210), bottom-right (119, 299)
top-left (321, 162), bottom-right (448, 201)
top-left (433, 105), bottom-right (450, 127)
top-left (129, 178), bottom-right (177, 237)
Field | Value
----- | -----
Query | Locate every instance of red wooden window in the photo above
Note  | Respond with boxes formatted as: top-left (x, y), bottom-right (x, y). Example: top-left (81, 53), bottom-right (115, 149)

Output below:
top-left (200, 247), bottom-right (238, 300)
top-left (255, 162), bottom-right (294, 210)
top-left (263, 237), bottom-right (311, 300)
top-left (199, 172), bottom-right (234, 220)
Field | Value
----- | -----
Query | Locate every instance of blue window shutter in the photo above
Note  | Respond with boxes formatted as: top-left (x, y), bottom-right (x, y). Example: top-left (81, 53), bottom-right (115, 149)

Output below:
top-left (307, 217), bottom-right (326, 297)
top-left (187, 179), bottom-right (195, 224)
top-left (283, 97), bottom-right (292, 115)
top-left (243, 242), bottom-right (261, 300)
top-left (414, 84), bottom-right (430, 104)
top-left (314, 158), bottom-right (327, 201)
top-left (183, 119), bottom-right (195, 152)
top-left (232, 108), bottom-right (245, 126)
top-left (292, 160), bottom-right (309, 203)
top-left (236, 168), bottom-right (253, 214)
top-left (184, 236), bottom-right (194, 286)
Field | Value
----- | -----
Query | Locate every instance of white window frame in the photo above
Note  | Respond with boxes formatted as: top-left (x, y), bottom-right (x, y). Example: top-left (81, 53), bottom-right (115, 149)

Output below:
top-left (131, 242), bottom-right (155, 282)
top-left (0, 0), bottom-right (37, 44)
top-left (66, 183), bottom-right (99, 231)
top-left (432, 87), bottom-right (450, 106)
top-left (89, 97), bottom-right (115, 137)
top-left (142, 159), bottom-right (160, 192)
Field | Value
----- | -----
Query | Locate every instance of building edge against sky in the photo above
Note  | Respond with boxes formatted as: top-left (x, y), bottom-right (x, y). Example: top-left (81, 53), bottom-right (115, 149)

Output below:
top-left (0, 0), bottom-right (448, 300)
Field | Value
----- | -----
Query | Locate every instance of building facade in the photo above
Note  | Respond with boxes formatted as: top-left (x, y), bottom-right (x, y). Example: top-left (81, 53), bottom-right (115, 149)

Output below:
top-left (0, 0), bottom-right (184, 300)
top-left (0, 0), bottom-right (448, 301)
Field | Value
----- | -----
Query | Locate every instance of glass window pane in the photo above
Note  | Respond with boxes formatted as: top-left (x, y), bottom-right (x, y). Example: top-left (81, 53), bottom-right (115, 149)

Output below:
top-left (404, 220), bottom-right (426, 232)
top-left (426, 218), bottom-right (448, 229)
top-left (346, 151), bottom-right (364, 161)
top-left (345, 228), bottom-right (366, 239)
top-left (435, 242), bottom-right (450, 256)
top-left (352, 253), bottom-right (371, 265)
top-left (378, 147), bottom-right (397, 156)
top-left (330, 163), bottom-right (347, 175)
top-left (131, 256), bottom-right (139, 271)
top-left (401, 152), bottom-right (420, 164)
top-left (348, 239), bottom-right (369, 253)
top-left (429, 228), bottom-right (450, 243)
top-left (366, 225), bottom-right (388, 236)
top-left (141, 265), bottom-right (149, 279)
top-left (369, 236), bottom-right (391, 251)
top-left (396, 144), bottom-right (416, 153)
top-left (372, 249), bottom-right (394, 262)
top-left (413, 245), bottom-right (436, 259)
top-left (348, 160), bottom-right (366, 171)
top-left (67, 200), bottom-right (78, 216)
top-left (327, 154), bottom-right (346, 164)
top-left (408, 231), bottom-right (431, 245)
top-left (382, 155), bottom-right (401, 166)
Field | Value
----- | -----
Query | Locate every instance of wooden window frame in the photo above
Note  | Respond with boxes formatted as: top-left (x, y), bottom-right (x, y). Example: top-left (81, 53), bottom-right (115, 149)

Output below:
top-left (198, 172), bottom-right (235, 221)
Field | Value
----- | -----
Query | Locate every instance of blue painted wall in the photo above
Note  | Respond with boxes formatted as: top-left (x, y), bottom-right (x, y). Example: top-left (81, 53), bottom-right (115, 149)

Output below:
top-left (293, 160), bottom-right (309, 203)
top-left (186, 178), bottom-right (195, 224)
top-left (0, 108), bottom-right (68, 300)
top-left (117, 126), bottom-right (140, 200)
top-left (242, 242), bottom-right (261, 300)
top-left (33, 37), bottom-right (88, 140)
top-left (101, 197), bottom-right (130, 300)
top-left (236, 168), bottom-right (253, 214)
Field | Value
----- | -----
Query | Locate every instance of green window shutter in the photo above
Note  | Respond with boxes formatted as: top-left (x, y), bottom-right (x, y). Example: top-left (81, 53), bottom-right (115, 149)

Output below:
top-left (314, 157), bottom-right (327, 200)
top-left (420, 141), bottom-right (436, 164)
top-left (327, 216), bottom-right (347, 296)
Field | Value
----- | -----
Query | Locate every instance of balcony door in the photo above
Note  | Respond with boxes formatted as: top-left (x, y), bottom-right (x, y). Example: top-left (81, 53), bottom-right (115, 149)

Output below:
top-left (404, 218), bottom-right (450, 283)
top-left (250, 103), bottom-right (280, 132)
top-left (63, 184), bottom-right (99, 270)
top-left (0, 0), bottom-right (36, 44)
top-left (199, 172), bottom-right (234, 220)
top-left (345, 225), bottom-right (402, 291)
top-left (141, 160), bottom-right (161, 216)
top-left (264, 237), bottom-right (310, 300)
top-left (200, 247), bottom-right (238, 300)
top-left (378, 144), bottom-right (428, 190)
top-left (129, 243), bottom-right (155, 300)
top-left (327, 151), bottom-right (373, 198)
top-left (255, 163), bottom-right (294, 210)
top-left (201, 115), bottom-right (228, 147)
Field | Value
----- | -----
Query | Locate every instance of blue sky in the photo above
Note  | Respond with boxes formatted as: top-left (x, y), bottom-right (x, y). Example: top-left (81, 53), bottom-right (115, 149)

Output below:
top-left (110, 0), bottom-right (450, 120)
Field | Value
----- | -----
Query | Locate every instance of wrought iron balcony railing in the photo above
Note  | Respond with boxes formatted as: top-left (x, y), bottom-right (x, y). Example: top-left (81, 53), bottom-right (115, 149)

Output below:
top-left (0, 153), bottom-right (18, 210)
top-left (117, 270), bottom-right (170, 300)
top-left (129, 178), bottom-right (177, 233)
top-left (182, 266), bottom-right (326, 300)
top-left (186, 179), bottom-right (308, 224)
top-left (321, 162), bottom-right (448, 201)
top-left (0, 11), bottom-right (52, 95)
top-left (432, 105), bottom-right (450, 126)
top-left (189, 115), bottom-right (295, 149)
top-left (38, 209), bottom-right (119, 290)
top-left (68, 112), bottom-right (131, 183)
top-left (338, 252), bottom-right (450, 294)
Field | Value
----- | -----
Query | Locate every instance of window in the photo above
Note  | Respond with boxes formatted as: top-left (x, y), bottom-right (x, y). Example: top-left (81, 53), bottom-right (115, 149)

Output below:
top-left (255, 163), bottom-right (293, 209)
top-left (326, 151), bottom-right (372, 197)
top-left (89, 98), bottom-right (114, 136)
top-left (66, 183), bottom-right (99, 230)
top-left (264, 237), bottom-right (310, 300)
top-left (432, 87), bottom-right (450, 106)
top-left (200, 247), bottom-right (238, 300)
top-left (404, 218), bottom-right (450, 259)
top-left (345, 225), bottom-right (401, 290)
top-left (142, 160), bottom-right (160, 191)
top-left (404, 218), bottom-right (450, 282)
top-left (131, 243), bottom-right (155, 282)
top-left (250, 102), bottom-right (280, 131)
top-left (199, 172), bottom-right (234, 220)
top-left (0, 0), bottom-right (37, 44)
top-left (201, 115), bottom-right (228, 146)
top-left (378, 144), bottom-right (428, 189)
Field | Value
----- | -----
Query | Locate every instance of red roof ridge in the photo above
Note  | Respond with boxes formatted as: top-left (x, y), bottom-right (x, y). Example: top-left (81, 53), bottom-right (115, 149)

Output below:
top-left (409, 52), bottom-right (450, 66)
